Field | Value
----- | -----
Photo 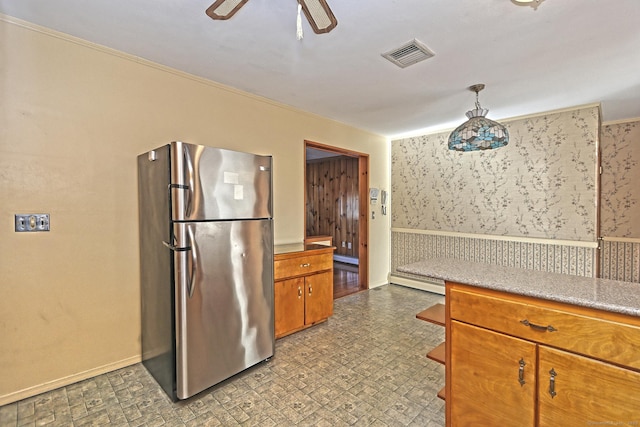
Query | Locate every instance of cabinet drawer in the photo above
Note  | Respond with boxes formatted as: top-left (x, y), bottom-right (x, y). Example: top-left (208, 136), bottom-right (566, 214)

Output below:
top-left (449, 286), bottom-right (640, 370)
top-left (274, 253), bottom-right (332, 280)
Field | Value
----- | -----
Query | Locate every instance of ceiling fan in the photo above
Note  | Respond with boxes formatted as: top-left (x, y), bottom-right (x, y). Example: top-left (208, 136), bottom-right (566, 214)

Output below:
top-left (206, 0), bottom-right (338, 34)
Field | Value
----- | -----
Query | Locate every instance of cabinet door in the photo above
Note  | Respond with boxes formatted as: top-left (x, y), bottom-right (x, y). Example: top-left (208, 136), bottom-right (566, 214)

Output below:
top-left (449, 321), bottom-right (536, 427)
top-left (274, 277), bottom-right (305, 337)
top-left (538, 346), bottom-right (640, 426)
top-left (305, 271), bottom-right (333, 325)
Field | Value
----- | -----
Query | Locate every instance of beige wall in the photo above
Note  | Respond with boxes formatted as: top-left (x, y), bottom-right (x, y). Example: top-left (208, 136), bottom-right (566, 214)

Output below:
top-left (0, 17), bottom-right (390, 404)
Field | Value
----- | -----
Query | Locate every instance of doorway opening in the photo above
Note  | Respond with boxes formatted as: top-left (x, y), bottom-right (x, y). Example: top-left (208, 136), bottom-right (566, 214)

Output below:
top-left (304, 140), bottom-right (369, 299)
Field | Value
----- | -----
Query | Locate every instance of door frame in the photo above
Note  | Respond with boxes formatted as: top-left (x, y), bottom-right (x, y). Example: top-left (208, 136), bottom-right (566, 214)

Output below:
top-left (304, 140), bottom-right (369, 291)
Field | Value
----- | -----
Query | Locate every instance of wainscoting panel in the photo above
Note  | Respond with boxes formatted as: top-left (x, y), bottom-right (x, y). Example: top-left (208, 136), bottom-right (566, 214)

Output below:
top-left (391, 230), bottom-right (597, 285)
top-left (600, 239), bottom-right (640, 283)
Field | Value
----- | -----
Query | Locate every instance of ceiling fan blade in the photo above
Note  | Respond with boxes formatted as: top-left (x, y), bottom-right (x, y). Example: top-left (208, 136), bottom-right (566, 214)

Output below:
top-left (206, 0), bottom-right (249, 20)
top-left (298, 0), bottom-right (338, 34)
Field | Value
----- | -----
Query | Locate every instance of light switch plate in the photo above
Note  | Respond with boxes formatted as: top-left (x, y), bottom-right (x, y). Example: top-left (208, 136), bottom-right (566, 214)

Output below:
top-left (15, 214), bottom-right (50, 232)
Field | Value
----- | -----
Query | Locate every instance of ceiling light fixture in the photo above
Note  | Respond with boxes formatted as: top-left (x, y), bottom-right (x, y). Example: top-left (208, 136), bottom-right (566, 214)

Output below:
top-left (511, 0), bottom-right (544, 9)
top-left (448, 84), bottom-right (509, 152)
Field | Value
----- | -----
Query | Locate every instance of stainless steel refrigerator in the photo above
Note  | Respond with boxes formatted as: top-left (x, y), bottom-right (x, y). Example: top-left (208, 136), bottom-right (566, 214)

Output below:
top-left (137, 141), bottom-right (274, 401)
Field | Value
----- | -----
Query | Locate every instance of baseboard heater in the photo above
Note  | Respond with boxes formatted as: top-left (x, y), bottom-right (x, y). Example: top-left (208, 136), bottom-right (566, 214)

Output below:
top-left (389, 274), bottom-right (445, 296)
top-left (334, 254), bottom-right (358, 265)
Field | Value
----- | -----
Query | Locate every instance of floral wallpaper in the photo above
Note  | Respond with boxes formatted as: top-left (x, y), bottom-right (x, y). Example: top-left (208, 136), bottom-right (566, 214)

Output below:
top-left (600, 120), bottom-right (640, 238)
top-left (391, 106), bottom-right (599, 242)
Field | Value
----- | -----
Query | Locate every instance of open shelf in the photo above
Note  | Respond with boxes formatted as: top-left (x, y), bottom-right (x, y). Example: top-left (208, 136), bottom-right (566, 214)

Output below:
top-left (416, 303), bottom-right (446, 404)
top-left (427, 342), bottom-right (445, 365)
top-left (416, 303), bottom-right (445, 326)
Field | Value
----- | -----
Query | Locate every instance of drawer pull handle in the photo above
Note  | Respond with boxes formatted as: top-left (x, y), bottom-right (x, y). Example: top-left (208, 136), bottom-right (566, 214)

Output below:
top-left (300, 263), bottom-right (311, 268)
top-left (549, 368), bottom-right (557, 398)
top-left (298, 287), bottom-right (302, 298)
top-left (308, 285), bottom-right (312, 296)
top-left (520, 319), bottom-right (557, 332)
top-left (518, 358), bottom-right (526, 386)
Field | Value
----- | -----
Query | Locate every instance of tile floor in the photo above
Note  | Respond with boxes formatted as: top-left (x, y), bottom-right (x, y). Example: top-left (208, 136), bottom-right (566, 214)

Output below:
top-left (0, 284), bottom-right (446, 426)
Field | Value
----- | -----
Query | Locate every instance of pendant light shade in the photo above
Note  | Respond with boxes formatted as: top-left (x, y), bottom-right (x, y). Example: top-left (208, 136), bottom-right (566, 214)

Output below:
top-left (448, 84), bottom-right (509, 152)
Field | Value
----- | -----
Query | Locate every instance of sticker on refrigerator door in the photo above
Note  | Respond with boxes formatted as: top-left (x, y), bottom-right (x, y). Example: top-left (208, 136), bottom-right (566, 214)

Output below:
top-left (234, 185), bottom-right (244, 200)
top-left (224, 171), bottom-right (239, 184)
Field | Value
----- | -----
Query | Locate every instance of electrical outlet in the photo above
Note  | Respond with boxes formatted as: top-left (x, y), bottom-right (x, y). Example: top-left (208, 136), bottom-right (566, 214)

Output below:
top-left (15, 214), bottom-right (50, 232)
top-left (347, 242), bottom-right (352, 249)
top-left (342, 241), bottom-right (346, 247)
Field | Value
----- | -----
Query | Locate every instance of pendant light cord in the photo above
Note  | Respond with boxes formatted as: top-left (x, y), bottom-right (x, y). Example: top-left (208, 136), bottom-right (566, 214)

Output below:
top-left (475, 90), bottom-right (482, 110)
top-left (297, 3), bottom-right (304, 40)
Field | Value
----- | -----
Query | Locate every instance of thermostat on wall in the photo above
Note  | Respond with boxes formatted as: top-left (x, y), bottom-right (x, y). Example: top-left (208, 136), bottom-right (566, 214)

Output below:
top-left (370, 188), bottom-right (379, 204)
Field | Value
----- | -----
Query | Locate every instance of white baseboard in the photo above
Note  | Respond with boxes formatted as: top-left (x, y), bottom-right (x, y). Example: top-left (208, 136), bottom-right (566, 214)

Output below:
top-left (0, 355), bottom-right (142, 406)
top-left (389, 274), bottom-right (445, 295)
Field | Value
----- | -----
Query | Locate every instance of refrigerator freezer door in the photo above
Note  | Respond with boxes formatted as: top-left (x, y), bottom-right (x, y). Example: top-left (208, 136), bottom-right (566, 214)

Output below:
top-left (170, 141), bottom-right (272, 221)
top-left (173, 219), bottom-right (274, 399)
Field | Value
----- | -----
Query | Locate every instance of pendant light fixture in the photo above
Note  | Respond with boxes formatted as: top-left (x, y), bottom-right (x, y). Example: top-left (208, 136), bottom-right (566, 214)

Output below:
top-left (511, 0), bottom-right (544, 9)
top-left (448, 84), bottom-right (509, 152)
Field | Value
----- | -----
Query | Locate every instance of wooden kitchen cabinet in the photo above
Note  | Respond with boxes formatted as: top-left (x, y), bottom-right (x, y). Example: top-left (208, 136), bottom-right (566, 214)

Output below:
top-left (274, 245), bottom-right (334, 338)
top-left (538, 346), bottom-right (640, 426)
top-left (446, 282), bottom-right (640, 427)
top-left (303, 270), bottom-right (333, 324)
top-left (274, 277), bottom-right (305, 337)
top-left (450, 321), bottom-right (536, 426)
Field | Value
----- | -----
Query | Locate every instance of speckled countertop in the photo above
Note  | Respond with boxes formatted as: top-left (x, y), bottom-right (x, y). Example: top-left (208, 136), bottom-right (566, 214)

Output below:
top-left (397, 257), bottom-right (640, 317)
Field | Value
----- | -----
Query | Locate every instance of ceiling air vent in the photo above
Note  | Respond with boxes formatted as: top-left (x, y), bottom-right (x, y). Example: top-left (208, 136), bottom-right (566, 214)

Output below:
top-left (382, 39), bottom-right (435, 68)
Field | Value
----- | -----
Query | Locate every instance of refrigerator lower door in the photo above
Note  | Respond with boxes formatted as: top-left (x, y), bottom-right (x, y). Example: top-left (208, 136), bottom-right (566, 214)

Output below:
top-left (173, 219), bottom-right (274, 399)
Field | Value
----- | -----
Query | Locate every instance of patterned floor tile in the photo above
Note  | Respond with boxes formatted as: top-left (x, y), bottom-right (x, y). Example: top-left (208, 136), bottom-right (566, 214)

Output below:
top-left (2, 285), bottom-right (445, 426)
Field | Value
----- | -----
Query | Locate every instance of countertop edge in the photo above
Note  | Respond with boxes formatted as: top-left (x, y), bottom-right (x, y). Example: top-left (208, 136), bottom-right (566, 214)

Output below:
top-left (274, 243), bottom-right (336, 257)
top-left (397, 258), bottom-right (640, 318)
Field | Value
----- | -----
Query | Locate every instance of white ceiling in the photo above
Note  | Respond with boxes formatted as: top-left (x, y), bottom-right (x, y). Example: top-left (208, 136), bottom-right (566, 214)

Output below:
top-left (1, 0), bottom-right (639, 138)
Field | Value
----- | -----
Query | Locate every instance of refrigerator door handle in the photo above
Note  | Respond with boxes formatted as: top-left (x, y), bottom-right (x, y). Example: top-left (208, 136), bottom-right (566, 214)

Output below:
top-left (185, 226), bottom-right (197, 298)
top-left (162, 240), bottom-right (192, 252)
top-left (162, 236), bottom-right (196, 298)
top-left (168, 184), bottom-right (190, 224)
top-left (183, 145), bottom-right (194, 218)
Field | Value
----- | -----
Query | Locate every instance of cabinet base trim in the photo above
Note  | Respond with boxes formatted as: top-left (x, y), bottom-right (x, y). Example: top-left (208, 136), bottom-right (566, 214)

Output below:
top-left (275, 318), bottom-right (328, 339)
